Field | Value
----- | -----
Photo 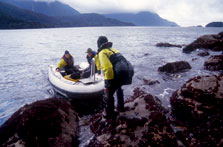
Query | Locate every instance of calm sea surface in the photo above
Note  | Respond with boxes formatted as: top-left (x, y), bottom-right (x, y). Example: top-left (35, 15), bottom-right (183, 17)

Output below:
top-left (0, 26), bottom-right (222, 126)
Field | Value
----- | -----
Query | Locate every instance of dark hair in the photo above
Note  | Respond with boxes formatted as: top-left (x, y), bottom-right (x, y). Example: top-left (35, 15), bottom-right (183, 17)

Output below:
top-left (65, 50), bottom-right (70, 54)
top-left (62, 51), bottom-right (74, 68)
top-left (97, 36), bottom-right (108, 49)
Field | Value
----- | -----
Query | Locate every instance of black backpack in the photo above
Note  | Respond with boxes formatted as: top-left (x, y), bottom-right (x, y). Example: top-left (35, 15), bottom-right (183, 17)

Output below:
top-left (107, 49), bottom-right (134, 85)
top-left (70, 67), bottom-right (81, 79)
top-left (70, 71), bottom-right (81, 79)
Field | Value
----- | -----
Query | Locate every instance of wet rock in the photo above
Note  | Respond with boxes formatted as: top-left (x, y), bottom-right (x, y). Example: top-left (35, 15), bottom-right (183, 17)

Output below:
top-left (69, 97), bottom-right (104, 116)
top-left (156, 42), bottom-right (182, 48)
top-left (192, 58), bottom-right (198, 61)
top-left (183, 32), bottom-right (223, 53)
top-left (142, 78), bottom-right (160, 85)
top-left (158, 61), bottom-right (192, 73)
top-left (171, 74), bottom-right (223, 122)
top-left (170, 75), bottom-right (223, 146)
top-left (0, 98), bottom-right (79, 147)
top-left (197, 51), bottom-right (210, 56)
top-left (204, 55), bottom-right (223, 71)
top-left (89, 88), bottom-right (178, 146)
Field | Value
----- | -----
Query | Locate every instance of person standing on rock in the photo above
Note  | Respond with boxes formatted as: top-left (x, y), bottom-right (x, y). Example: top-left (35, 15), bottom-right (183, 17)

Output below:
top-left (96, 36), bottom-right (134, 118)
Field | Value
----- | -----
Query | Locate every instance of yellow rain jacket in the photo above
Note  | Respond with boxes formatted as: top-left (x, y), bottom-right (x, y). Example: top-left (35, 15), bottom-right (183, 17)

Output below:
top-left (57, 55), bottom-right (74, 69)
top-left (57, 58), bottom-right (67, 69)
top-left (97, 48), bottom-right (119, 80)
top-left (94, 54), bottom-right (101, 71)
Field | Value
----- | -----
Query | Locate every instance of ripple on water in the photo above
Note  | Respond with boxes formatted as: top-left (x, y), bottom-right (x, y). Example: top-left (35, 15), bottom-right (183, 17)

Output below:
top-left (0, 100), bottom-right (25, 125)
top-left (0, 27), bottom-right (222, 131)
top-left (78, 116), bottom-right (94, 147)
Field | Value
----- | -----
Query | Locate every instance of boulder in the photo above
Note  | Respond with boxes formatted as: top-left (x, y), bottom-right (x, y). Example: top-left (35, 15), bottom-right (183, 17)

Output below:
top-left (142, 78), bottom-right (160, 85)
top-left (89, 88), bottom-right (178, 146)
top-left (156, 42), bottom-right (182, 48)
top-left (158, 61), bottom-right (191, 73)
top-left (0, 98), bottom-right (79, 147)
top-left (69, 97), bottom-right (104, 116)
top-left (204, 55), bottom-right (223, 71)
top-left (197, 51), bottom-right (210, 57)
top-left (170, 75), bottom-right (223, 146)
top-left (183, 32), bottom-right (223, 53)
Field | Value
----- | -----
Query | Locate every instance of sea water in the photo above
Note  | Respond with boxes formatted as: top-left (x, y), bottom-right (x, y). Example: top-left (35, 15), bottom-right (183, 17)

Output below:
top-left (0, 26), bottom-right (222, 127)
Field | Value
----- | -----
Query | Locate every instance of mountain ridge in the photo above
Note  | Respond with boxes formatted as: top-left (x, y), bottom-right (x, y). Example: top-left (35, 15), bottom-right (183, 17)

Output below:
top-left (206, 22), bottom-right (223, 27)
top-left (104, 11), bottom-right (179, 26)
top-left (0, 1), bottom-right (55, 29)
top-left (0, 0), bottom-right (80, 17)
top-left (0, 1), bottom-right (134, 29)
top-left (0, 0), bottom-right (179, 29)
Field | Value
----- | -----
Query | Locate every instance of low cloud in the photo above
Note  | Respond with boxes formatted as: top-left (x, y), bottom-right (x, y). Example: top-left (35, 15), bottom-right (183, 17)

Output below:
top-left (156, 0), bottom-right (223, 26)
top-left (60, 0), bottom-right (156, 14)
top-left (34, 0), bottom-right (56, 1)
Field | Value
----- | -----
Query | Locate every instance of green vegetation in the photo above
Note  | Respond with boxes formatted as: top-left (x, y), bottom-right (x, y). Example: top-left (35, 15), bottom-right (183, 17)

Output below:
top-left (0, 1), bottom-right (133, 29)
top-left (0, 12), bottom-right (49, 29)
top-left (206, 22), bottom-right (223, 27)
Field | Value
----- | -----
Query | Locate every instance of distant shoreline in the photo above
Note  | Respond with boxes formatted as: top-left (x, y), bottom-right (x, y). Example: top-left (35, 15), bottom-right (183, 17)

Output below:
top-left (2, 25), bottom-right (223, 31)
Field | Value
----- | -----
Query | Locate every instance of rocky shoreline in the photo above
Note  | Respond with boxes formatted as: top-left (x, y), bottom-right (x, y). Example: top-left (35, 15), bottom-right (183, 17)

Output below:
top-left (0, 32), bottom-right (222, 146)
top-left (0, 98), bottom-right (79, 147)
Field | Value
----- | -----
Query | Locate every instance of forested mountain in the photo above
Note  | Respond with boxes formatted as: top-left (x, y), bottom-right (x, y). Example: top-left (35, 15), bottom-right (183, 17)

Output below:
top-left (0, 12), bottom-right (49, 29)
top-left (105, 11), bottom-right (178, 26)
top-left (0, 1), bottom-right (133, 29)
top-left (0, 1), bottom-right (54, 29)
top-left (206, 22), bottom-right (223, 27)
top-left (0, 0), bottom-right (80, 17)
top-left (0, 0), bottom-right (179, 29)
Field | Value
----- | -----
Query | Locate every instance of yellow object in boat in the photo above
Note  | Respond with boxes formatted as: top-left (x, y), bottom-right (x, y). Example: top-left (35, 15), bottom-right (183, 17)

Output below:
top-left (64, 75), bottom-right (80, 82)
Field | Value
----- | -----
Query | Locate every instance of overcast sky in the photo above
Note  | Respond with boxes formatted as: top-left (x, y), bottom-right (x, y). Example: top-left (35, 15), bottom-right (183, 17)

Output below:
top-left (43, 0), bottom-right (222, 26)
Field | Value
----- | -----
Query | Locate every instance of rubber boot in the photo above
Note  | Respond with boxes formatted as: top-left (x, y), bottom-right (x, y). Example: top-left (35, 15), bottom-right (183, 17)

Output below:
top-left (117, 87), bottom-right (124, 112)
top-left (104, 90), bottom-right (115, 118)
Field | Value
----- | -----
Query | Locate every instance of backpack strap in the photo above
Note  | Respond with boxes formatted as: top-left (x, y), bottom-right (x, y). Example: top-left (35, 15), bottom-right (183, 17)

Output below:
top-left (103, 48), bottom-right (117, 63)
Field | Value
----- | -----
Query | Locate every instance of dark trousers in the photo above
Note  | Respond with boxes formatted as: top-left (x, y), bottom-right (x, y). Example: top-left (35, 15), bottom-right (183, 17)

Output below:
top-left (65, 66), bottom-right (79, 75)
top-left (81, 66), bottom-right (91, 78)
top-left (105, 84), bottom-right (124, 115)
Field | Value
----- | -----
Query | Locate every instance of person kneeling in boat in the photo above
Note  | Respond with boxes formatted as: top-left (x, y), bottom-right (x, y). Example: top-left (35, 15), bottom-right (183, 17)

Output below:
top-left (82, 48), bottom-right (100, 78)
top-left (96, 36), bottom-right (134, 118)
top-left (56, 50), bottom-right (80, 79)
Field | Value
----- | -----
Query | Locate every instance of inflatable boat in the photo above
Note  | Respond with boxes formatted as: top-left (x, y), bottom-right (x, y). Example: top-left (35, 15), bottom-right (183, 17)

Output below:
top-left (48, 62), bottom-right (104, 99)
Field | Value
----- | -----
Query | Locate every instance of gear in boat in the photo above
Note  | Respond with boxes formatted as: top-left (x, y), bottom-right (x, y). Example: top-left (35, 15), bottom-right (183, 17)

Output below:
top-left (48, 60), bottom-right (104, 99)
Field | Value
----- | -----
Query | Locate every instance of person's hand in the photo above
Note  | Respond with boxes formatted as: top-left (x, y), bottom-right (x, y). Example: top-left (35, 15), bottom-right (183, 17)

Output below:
top-left (104, 88), bottom-right (109, 93)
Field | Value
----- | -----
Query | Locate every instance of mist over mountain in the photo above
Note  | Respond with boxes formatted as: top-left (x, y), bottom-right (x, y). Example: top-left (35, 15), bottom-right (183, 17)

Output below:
top-left (104, 11), bottom-right (178, 26)
top-left (0, 0), bottom-right (179, 29)
top-left (0, 1), bottom-right (133, 29)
